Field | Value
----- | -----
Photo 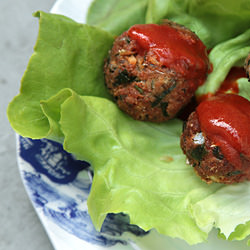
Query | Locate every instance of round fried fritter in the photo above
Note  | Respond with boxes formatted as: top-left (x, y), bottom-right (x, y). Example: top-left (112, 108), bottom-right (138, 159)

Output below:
top-left (181, 111), bottom-right (250, 184)
top-left (104, 21), bottom-right (210, 122)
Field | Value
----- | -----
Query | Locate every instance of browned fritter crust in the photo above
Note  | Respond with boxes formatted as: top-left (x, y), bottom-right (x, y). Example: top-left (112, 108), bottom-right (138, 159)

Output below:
top-left (180, 112), bottom-right (250, 184)
top-left (104, 21), bottom-right (209, 122)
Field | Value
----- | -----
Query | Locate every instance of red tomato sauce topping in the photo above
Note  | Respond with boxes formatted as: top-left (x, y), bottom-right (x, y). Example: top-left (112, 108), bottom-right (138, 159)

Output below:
top-left (197, 94), bottom-right (250, 168)
top-left (216, 67), bottom-right (246, 95)
top-left (197, 67), bottom-right (246, 103)
top-left (128, 24), bottom-right (210, 90)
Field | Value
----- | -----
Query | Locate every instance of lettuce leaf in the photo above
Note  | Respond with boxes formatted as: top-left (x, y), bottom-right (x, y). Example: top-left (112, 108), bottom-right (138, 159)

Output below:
top-left (238, 78), bottom-right (250, 100)
top-left (87, 0), bottom-right (148, 35)
top-left (7, 11), bottom-right (114, 140)
top-left (191, 182), bottom-right (250, 239)
top-left (7, 4), bottom-right (250, 246)
top-left (40, 88), bottom-right (223, 244)
top-left (196, 29), bottom-right (250, 97)
top-left (146, 0), bottom-right (250, 48)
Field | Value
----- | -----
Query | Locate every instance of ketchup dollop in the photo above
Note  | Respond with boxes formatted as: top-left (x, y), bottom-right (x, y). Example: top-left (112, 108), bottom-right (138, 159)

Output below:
top-left (128, 23), bottom-right (210, 90)
top-left (216, 67), bottom-right (246, 95)
top-left (197, 67), bottom-right (247, 103)
top-left (197, 94), bottom-right (250, 168)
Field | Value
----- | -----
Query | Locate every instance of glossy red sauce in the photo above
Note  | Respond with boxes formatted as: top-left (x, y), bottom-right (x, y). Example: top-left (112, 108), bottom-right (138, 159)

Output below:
top-left (197, 94), bottom-right (250, 168)
top-left (216, 67), bottom-right (246, 95)
top-left (197, 67), bottom-right (246, 103)
top-left (128, 24), bottom-right (209, 90)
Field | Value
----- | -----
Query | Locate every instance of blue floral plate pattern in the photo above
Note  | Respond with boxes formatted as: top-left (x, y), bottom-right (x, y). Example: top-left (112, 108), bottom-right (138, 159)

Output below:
top-left (17, 136), bottom-right (148, 250)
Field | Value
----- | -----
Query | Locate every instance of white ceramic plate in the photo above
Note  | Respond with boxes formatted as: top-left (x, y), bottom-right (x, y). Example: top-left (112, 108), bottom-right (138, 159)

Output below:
top-left (16, 1), bottom-right (249, 249)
